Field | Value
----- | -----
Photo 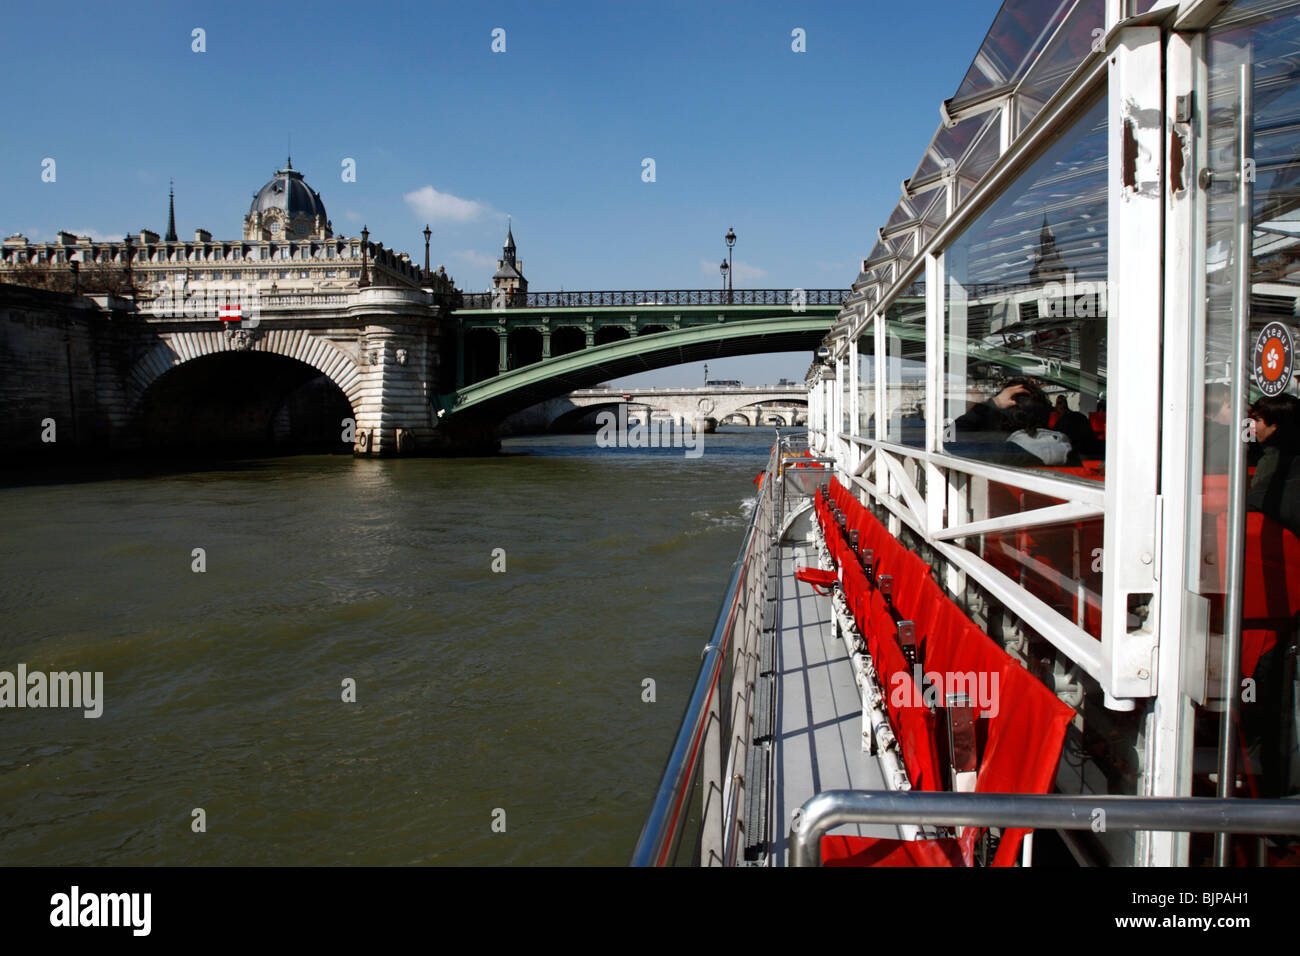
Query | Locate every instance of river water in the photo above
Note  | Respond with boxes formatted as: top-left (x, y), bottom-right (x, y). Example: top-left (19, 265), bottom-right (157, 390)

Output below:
top-left (0, 427), bottom-right (784, 865)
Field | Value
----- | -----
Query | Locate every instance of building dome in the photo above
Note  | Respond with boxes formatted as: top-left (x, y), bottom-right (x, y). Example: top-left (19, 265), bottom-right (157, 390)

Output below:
top-left (244, 158), bottom-right (331, 240)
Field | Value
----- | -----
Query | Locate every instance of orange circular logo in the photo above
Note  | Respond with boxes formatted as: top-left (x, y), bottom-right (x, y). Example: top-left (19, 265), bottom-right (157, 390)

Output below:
top-left (1254, 322), bottom-right (1294, 397)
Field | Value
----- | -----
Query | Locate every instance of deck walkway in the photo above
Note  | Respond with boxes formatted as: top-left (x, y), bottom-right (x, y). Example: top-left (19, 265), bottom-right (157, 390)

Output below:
top-left (766, 535), bottom-right (902, 865)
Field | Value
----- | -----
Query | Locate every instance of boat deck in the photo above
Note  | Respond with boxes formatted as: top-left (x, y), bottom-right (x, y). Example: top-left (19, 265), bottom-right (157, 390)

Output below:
top-left (756, 521), bottom-right (903, 866)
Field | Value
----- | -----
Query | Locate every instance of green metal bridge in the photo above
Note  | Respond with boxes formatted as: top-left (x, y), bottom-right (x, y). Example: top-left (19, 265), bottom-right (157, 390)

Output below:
top-left (438, 289), bottom-right (845, 419)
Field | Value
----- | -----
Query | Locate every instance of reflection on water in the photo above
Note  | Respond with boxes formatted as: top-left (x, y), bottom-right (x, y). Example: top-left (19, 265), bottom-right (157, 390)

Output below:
top-left (0, 427), bottom-right (788, 865)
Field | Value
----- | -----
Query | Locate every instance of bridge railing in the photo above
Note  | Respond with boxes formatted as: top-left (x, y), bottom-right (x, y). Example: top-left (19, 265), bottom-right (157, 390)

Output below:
top-left (450, 289), bottom-right (847, 310)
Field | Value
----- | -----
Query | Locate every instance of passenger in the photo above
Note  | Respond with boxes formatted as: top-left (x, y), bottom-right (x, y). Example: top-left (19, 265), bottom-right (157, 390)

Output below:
top-left (1050, 395), bottom-right (1068, 428)
top-left (1247, 393), bottom-right (1300, 539)
top-left (953, 379), bottom-right (1032, 436)
top-left (1000, 385), bottom-right (1077, 466)
top-left (1051, 395), bottom-right (1103, 458)
top-left (953, 379), bottom-right (1077, 466)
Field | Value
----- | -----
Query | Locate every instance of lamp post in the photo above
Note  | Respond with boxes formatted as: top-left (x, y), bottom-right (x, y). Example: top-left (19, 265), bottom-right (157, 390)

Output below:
top-left (724, 226), bottom-right (736, 303)
top-left (423, 224), bottom-right (432, 278)
top-left (359, 225), bottom-right (371, 288)
top-left (720, 259), bottom-right (729, 300)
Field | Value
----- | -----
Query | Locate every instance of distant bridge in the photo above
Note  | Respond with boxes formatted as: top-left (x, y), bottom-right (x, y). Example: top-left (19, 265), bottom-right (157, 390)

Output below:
top-left (440, 289), bottom-right (843, 421)
top-left (508, 384), bottom-right (810, 432)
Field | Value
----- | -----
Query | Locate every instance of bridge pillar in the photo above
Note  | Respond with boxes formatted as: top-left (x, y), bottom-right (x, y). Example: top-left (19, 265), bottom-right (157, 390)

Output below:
top-left (349, 289), bottom-right (441, 456)
top-left (541, 328), bottom-right (551, 361)
top-left (496, 328), bottom-right (508, 375)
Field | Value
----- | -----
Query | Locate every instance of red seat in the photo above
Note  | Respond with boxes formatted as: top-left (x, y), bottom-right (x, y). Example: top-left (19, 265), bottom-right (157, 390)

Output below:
top-left (973, 660), bottom-right (1075, 866)
top-left (827, 593), bottom-right (1077, 867)
top-left (1215, 510), bottom-right (1300, 676)
top-left (822, 833), bottom-right (964, 867)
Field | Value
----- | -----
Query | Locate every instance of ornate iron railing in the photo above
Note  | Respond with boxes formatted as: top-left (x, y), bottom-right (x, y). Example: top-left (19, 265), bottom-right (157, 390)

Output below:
top-left (450, 289), bottom-right (847, 310)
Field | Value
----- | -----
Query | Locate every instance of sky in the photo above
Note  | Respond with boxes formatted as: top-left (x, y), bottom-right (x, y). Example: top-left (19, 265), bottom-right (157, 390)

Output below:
top-left (0, 0), bottom-right (1003, 387)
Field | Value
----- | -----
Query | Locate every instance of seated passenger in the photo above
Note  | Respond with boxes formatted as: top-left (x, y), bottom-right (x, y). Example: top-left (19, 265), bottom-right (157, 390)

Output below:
top-left (1052, 395), bottom-right (1103, 459)
top-left (953, 380), bottom-right (1077, 467)
top-left (953, 379), bottom-right (1031, 436)
top-left (1247, 394), bottom-right (1300, 539)
top-left (1000, 386), bottom-right (1077, 466)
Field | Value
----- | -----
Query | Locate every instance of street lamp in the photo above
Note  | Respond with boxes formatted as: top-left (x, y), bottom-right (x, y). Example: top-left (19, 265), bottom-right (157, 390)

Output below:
top-left (423, 224), bottom-right (432, 278)
top-left (724, 227), bottom-right (736, 302)
top-left (720, 259), bottom-right (729, 297)
top-left (359, 225), bottom-right (371, 288)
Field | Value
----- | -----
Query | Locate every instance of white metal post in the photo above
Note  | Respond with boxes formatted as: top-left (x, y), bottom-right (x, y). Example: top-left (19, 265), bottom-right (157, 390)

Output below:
top-left (924, 252), bottom-right (946, 536)
top-left (1102, 27), bottom-right (1163, 706)
top-left (1148, 28), bottom-right (1201, 866)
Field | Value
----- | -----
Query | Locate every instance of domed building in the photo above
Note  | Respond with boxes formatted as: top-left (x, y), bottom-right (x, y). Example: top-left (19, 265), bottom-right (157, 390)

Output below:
top-left (1, 155), bottom-right (457, 300)
top-left (243, 157), bottom-right (332, 241)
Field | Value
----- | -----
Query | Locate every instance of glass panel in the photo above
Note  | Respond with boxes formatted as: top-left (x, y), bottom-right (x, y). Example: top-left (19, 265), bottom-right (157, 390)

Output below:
top-left (885, 276), bottom-right (927, 447)
top-left (1016, 0), bottom-right (1105, 133)
top-left (956, 113), bottom-right (1005, 205)
top-left (842, 360), bottom-right (852, 435)
top-left (912, 116), bottom-right (985, 186)
top-left (1188, 0), bottom-right (1300, 858)
top-left (952, 0), bottom-right (1079, 103)
top-left (857, 328), bottom-right (877, 438)
top-left (943, 93), bottom-right (1108, 478)
top-left (886, 197), bottom-right (922, 231)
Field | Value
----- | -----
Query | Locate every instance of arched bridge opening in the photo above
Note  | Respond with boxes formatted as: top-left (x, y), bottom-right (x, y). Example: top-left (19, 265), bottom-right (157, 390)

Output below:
top-left (137, 351), bottom-right (355, 456)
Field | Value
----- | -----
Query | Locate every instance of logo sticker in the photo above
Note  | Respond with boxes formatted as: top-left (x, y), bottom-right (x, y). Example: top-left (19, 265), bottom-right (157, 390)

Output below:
top-left (1254, 321), bottom-right (1294, 397)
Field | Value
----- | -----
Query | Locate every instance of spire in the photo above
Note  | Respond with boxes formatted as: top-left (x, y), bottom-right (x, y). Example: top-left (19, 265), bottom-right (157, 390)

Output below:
top-left (165, 179), bottom-right (177, 242)
top-left (502, 217), bottom-right (516, 265)
top-left (1029, 211), bottom-right (1068, 285)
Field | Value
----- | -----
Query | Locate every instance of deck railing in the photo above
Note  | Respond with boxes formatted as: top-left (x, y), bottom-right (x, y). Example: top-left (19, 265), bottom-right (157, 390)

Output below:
top-left (632, 440), bottom-right (787, 866)
top-left (788, 790), bottom-right (1300, 866)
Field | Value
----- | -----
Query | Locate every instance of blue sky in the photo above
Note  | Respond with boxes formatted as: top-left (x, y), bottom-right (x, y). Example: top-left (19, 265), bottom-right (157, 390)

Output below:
top-left (0, 0), bottom-right (1001, 386)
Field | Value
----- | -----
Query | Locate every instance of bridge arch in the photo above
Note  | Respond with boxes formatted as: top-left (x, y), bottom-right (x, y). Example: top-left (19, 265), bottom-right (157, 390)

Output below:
top-left (444, 314), bottom-right (829, 420)
top-left (127, 328), bottom-right (363, 411)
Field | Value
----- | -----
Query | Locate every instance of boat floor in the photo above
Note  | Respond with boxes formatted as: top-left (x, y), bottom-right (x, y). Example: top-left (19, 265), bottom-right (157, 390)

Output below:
top-left (766, 539), bottom-right (903, 865)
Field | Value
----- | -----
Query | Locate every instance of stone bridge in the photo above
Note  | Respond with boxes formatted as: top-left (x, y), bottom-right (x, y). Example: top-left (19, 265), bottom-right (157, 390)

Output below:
top-left (503, 385), bottom-right (809, 433)
top-left (1, 283), bottom-right (840, 459)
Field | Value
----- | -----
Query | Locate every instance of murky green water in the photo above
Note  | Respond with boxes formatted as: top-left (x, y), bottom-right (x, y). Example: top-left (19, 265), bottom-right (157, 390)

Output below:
top-left (0, 429), bottom-right (782, 865)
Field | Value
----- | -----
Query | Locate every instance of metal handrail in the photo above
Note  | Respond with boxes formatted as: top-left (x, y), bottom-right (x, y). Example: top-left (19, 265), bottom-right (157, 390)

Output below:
top-left (788, 790), bottom-right (1300, 867)
top-left (631, 447), bottom-right (777, 867)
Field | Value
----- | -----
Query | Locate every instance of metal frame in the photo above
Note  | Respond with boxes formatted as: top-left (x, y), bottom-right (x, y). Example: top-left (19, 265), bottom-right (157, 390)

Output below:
top-left (788, 790), bottom-right (1300, 867)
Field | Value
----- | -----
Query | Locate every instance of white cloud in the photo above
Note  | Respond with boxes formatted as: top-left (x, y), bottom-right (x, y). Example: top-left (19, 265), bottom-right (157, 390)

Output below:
top-left (698, 258), bottom-right (767, 284)
top-left (403, 186), bottom-right (488, 224)
top-left (452, 249), bottom-right (500, 269)
top-left (344, 209), bottom-right (363, 223)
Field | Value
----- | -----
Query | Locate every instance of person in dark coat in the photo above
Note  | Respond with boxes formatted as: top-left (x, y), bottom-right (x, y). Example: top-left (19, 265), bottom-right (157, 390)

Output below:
top-left (1247, 393), bottom-right (1300, 539)
top-left (1052, 395), bottom-right (1103, 459)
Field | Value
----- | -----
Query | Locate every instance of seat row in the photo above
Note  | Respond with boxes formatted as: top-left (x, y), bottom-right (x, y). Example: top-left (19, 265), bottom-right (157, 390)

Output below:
top-left (810, 477), bottom-right (1076, 867)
